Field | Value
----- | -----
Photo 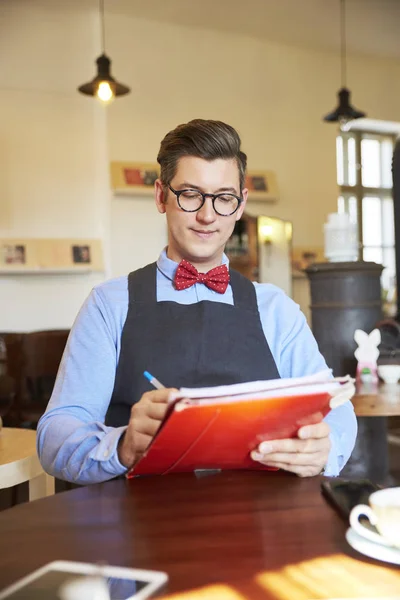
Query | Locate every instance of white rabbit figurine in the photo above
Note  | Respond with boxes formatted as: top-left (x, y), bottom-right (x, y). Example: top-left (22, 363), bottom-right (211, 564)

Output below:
top-left (354, 328), bottom-right (381, 384)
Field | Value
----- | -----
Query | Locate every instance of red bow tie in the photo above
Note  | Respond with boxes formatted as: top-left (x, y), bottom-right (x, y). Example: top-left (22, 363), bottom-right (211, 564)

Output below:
top-left (174, 260), bottom-right (230, 294)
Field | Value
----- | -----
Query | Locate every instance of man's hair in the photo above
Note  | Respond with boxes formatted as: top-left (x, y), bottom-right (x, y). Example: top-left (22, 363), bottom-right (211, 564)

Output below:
top-left (157, 119), bottom-right (247, 192)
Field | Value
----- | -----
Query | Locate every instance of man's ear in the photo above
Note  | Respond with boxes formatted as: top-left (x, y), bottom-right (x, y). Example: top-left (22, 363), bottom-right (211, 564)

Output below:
top-left (236, 188), bottom-right (248, 221)
top-left (155, 179), bottom-right (167, 214)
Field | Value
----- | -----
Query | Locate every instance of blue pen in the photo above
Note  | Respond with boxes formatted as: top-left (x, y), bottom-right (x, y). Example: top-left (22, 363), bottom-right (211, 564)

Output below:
top-left (143, 371), bottom-right (165, 390)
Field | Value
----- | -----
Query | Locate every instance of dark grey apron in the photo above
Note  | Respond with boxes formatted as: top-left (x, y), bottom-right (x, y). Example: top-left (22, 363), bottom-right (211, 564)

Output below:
top-left (106, 262), bottom-right (280, 427)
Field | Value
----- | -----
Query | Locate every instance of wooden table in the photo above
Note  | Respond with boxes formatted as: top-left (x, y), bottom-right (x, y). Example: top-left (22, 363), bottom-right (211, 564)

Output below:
top-left (0, 471), bottom-right (400, 599)
top-left (342, 383), bottom-right (400, 483)
top-left (351, 382), bottom-right (400, 417)
top-left (0, 427), bottom-right (54, 501)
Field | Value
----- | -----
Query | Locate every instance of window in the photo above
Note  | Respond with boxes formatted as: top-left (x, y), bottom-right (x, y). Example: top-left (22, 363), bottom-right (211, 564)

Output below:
top-left (336, 131), bottom-right (396, 299)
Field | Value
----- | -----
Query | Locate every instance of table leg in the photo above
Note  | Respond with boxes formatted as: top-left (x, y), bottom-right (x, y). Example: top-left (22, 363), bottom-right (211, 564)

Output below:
top-left (341, 416), bottom-right (391, 484)
top-left (29, 472), bottom-right (55, 501)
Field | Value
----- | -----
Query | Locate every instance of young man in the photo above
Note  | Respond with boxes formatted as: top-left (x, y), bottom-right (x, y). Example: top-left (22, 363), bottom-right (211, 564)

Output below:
top-left (37, 119), bottom-right (357, 484)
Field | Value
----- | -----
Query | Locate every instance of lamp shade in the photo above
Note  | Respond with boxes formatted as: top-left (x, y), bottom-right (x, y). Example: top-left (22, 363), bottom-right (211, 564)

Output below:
top-left (78, 54), bottom-right (130, 99)
top-left (323, 87), bottom-right (366, 123)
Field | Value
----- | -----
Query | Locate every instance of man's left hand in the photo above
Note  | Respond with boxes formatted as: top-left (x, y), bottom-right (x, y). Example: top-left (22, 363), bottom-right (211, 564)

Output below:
top-left (251, 422), bottom-right (331, 477)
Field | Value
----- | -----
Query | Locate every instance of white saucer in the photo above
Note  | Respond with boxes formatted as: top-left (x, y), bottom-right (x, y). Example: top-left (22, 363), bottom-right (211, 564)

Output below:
top-left (346, 527), bottom-right (400, 565)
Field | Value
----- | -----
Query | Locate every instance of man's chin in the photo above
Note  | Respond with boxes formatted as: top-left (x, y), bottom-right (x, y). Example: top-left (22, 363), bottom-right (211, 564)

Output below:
top-left (184, 244), bottom-right (221, 262)
top-left (171, 235), bottom-right (226, 265)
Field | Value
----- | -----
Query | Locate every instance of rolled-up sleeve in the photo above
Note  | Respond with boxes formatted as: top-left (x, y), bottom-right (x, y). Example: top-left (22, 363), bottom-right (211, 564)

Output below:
top-left (255, 283), bottom-right (358, 475)
top-left (324, 401), bottom-right (357, 476)
top-left (37, 287), bottom-right (129, 484)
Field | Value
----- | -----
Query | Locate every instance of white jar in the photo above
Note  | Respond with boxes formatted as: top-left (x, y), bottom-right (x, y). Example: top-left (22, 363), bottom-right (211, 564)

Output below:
top-left (324, 213), bottom-right (358, 262)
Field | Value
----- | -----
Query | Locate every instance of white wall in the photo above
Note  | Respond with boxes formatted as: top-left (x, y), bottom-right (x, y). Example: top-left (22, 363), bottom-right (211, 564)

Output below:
top-left (0, 2), bottom-right (110, 331)
top-left (2, 3), bottom-right (400, 330)
top-left (110, 197), bottom-right (167, 277)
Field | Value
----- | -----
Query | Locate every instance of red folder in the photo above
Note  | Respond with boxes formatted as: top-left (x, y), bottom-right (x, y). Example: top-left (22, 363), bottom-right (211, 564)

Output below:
top-left (128, 373), bottom-right (354, 477)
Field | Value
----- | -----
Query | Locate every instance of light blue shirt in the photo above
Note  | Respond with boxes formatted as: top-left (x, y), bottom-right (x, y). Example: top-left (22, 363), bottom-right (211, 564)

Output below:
top-left (37, 250), bottom-right (357, 484)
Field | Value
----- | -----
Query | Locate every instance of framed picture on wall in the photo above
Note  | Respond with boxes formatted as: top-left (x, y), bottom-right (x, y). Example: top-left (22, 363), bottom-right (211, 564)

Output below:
top-left (0, 239), bottom-right (37, 269)
top-left (110, 161), bottom-right (160, 195)
top-left (245, 170), bottom-right (279, 202)
top-left (72, 244), bottom-right (91, 264)
top-left (2, 244), bottom-right (26, 265)
top-left (0, 238), bottom-right (104, 273)
top-left (36, 239), bottom-right (103, 271)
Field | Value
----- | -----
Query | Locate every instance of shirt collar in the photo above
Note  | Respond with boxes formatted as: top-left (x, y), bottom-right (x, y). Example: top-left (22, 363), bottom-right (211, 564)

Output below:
top-left (156, 247), bottom-right (230, 282)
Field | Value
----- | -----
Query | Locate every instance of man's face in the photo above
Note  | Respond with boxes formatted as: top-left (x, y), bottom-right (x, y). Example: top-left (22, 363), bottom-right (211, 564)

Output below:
top-left (155, 156), bottom-right (247, 270)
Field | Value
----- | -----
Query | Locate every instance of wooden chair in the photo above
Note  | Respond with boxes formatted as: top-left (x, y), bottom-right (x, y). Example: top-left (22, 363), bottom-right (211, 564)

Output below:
top-left (0, 333), bottom-right (23, 427)
top-left (0, 331), bottom-right (70, 507)
top-left (19, 330), bottom-right (70, 428)
top-left (0, 337), bottom-right (16, 427)
top-left (3, 330), bottom-right (69, 428)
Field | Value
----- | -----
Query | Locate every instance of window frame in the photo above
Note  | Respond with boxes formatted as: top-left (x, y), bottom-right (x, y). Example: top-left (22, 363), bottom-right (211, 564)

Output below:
top-left (337, 129), bottom-right (396, 260)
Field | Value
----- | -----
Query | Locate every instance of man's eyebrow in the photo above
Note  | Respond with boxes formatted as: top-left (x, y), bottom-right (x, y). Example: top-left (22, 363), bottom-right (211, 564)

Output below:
top-left (178, 182), bottom-right (239, 194)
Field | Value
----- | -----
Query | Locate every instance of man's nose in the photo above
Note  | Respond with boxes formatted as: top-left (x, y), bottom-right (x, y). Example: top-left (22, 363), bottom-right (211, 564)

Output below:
top-left (196, 197), bottom-right (216, 223)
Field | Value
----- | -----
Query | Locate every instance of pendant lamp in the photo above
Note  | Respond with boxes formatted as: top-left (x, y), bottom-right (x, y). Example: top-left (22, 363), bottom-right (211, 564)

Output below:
top-left (78, 0), bottom-right (130, 105)
top-left (323, 0), bottom-right (366, 126)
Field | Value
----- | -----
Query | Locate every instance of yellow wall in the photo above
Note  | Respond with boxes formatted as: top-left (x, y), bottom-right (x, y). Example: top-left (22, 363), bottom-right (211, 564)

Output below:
top-left (1, 2), bottom-right (400, 329)
top-left (106, 13), bottom-right (400, 249)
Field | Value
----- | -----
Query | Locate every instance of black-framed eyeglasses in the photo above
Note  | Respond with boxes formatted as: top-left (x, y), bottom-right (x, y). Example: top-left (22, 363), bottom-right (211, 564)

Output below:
top-left (168, 184), bottom-right (242, 217)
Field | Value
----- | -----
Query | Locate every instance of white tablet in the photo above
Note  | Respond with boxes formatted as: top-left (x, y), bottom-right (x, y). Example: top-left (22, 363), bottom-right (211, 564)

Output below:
top-left (0, 560), bottom-right (168, 600)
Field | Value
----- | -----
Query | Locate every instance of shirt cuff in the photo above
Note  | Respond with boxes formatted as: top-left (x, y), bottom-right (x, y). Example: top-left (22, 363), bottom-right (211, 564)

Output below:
top-left (89, 425), bottom-right (129, 476)
top-left (323, 429), bottom-right (345, 477)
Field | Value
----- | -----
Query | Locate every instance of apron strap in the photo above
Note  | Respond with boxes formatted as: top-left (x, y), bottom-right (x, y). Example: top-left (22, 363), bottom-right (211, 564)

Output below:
top-left (128, 262), bottom-right (157, 303)
top-left (230, 269), bottom-right (259, 311)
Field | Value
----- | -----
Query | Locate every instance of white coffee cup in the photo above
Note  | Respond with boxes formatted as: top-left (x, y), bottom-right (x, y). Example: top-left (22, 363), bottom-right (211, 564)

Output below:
top-left (350, 487), bottom-right (400, 548)
top-left (377, 364), bottom-right (400, 384)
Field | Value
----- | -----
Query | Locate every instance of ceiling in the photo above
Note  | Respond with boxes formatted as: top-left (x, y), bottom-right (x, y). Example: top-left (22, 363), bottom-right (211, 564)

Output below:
top-left (101, 0), bottom-right (400, 60)
top-left (22, 0), bottom-right (400, 60)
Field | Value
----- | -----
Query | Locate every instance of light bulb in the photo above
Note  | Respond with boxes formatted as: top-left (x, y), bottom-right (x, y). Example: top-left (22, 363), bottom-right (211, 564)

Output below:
top-left (96, 81), bottom-right (114, 104)
top-left (259, 224), bottom-right (273, 243)
top-left (339, 115), bottom-right (351, 130)
top-left (258, 218), bottom-right (274, 245)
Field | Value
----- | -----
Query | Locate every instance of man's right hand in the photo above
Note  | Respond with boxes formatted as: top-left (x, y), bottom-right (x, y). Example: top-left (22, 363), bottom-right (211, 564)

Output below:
top-left (118, 388), bottom-right (177, 469)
